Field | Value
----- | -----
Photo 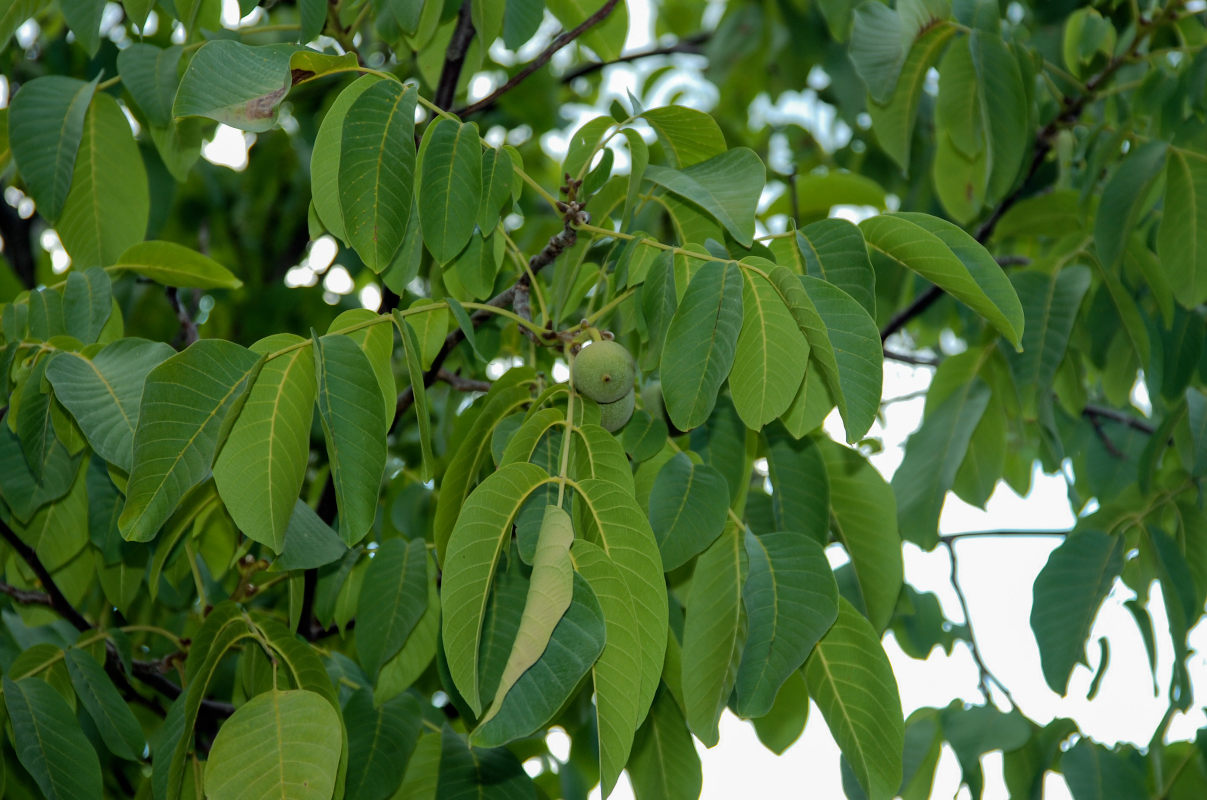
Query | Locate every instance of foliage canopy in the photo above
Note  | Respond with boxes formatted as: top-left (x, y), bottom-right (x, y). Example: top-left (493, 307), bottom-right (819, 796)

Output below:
top-left (1, 0), bottom-right (1206, 798)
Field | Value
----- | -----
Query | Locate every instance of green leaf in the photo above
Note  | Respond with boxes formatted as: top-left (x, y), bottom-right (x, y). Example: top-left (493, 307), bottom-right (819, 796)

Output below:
top-left (867, 23), bottom-right (956, 172)
top-left (339, 80), bottom-right (418, 272)
top-left (119, 340), bottom-right (261, 542)
top-left (313, 334), bottom-right (389, 546)
top-left (627, 689), bottom-right (702, 800)
top-left (61, 0), bottom-right (103, 56)
top-left (375, 552), bottom-right (439, 703)
top-left (1060, 739), bottom-right (1147, 800)
top-left (969, 31), bottom-right (1029, 202)
top-left (441, 462), bottom-right (551, 714)
top-left (681, 524), bottom-right (743, 746)
top-left (118, 44), bottom-right (183, 127)
top-left (344, 688), bottom-right (423, 800)
top-left (892, 379), bottom-right (991, 549)
top-left (435, 725), bottom-right (534, 800)
top-left (477, 146), bottom-right (513, 235)
top-left (735, 529), bottom-right (838, 718)
top-left (63, 649), bottom-right (145, 761)
top-left (3, 675), bottom-right (103, 800)
top-left (647, 452), bottom-right (730, 571)
top-left (330, 309), bottom-right (396, 429)
top-left (111, 240), bottom-right (243, 289)
top-left (276, 499), bottom-right (348, 570)
top-left (0, 0), bottom-right (40, 51)
top-left (793, 218), bottom-right (876, 316)
top-left (173, 41), bottom-right (300, 132)
top-left (396, 314), bottom-right (435, 481)
top-left (57, 96), bottom-right (149, 269)
top-left (659, 260), bottom-right (743, 430)
top-left (1031, 530), bottom-right (1123, 694)
top-left (751, 669), bottom-right (809, 754)
top-left (62, 268), bottom-right (112, 343)
top-left (311, 75), bottom-right (382, 244)
top-left (563, 116), bottom-right (614, 181)
top-left (644, 148), bottom-right (764, 247)
top-left (772, 173), bottom-right (886, 224)
top-left (850, 2), bottom-right (908, 103)
top-left (765, 430), bottom-right (830, 545)
top-left (805, 597), bottom-right (904, 800)
top-left (770, 266), bottom-right (882, 442)
top-left (860, 212), bottom-right (1024, 348)
top-left (820, 440), bottom-right (902, 632)
top-left (417, 117), bottom-right (483, 264)
top-left (639, 106), bottom-right (726, 169)
top-left (1158, 146), bottom-right (1207, 308)
top-left (472, 573), bottom-right (605, 747)
top-left (213, 334), bottom-right (315, 551)
top-left (569, 538), bottom-right (642, 797)
top-left (0, 422), bottom-right (80, 525)
top-left (204, 689), bottom-right (342, 800)
top-left (13, 454), bottom-right (88, 571)
top-left (728, 266), bottom-right (809, 428)
top-left (356, 537), bottom-right (429, 679)
top-left (1095, 140), bottom-right (1167, 271)
top-left (1006, 267), bottom-right (1092, 413)
top-left (574, 477), bottom-right (668, 728)
top-left (8, 75), bottom-right (97, 222)
top-left (477, 505), bottom-right (575, 729)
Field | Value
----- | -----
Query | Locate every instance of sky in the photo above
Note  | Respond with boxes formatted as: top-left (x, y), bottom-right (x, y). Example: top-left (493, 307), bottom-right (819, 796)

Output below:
top-left (178, 2), bottom-right (1207, 797)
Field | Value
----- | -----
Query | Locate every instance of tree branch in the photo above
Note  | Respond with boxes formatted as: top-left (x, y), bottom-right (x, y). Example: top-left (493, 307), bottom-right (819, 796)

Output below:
top-left (939, 529), bottom-right (1069, 543)
top-left (944, 539), bottom-right (1017, 709)
top-left (455, 0), bottom-right (622, 117)
top-left (1083, 403), bottom-right (1155, 434)
top-left (166, 286), bottom-right (199, 349)
top-left (434, 0), bottom-right (476, 111)
top-left (0, 520), bottom-right (92, 631)
top-left (437, 368), bottom-right (492, 393)
top-left (883, 347), bottom-right (939, 367)
top-left (560, 32), bottom-right (710, 83)
top-left (0, 580), bottom-right (52, 607)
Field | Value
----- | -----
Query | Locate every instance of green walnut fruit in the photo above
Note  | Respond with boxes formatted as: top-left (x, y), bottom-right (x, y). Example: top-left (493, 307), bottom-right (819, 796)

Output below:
top-left (599, 388), bottom-right (636, 432)
top-left (572, 340), bottom-right (635, 404)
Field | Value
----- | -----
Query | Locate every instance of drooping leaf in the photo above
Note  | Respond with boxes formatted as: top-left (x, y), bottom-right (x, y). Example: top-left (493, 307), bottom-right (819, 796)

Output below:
top-left (681, 524), bottom-right (743, 746)
top-left (8, 75), bottom-right (97, 222)
top-left (820, 440), bottom-right (902, 632)
top-left (793, 218), bottom-right (876, 315)
top-left (627, 688), bottom-right (702, 800)
top-left (471, 573), bottom-right (605, 748)
top-left (117, 43), bottom-right (183, 128)
top-left (1157, 146), bottom-right (1207, 308)
top-left (119, 340), bottom-right (262, 542)
top-left (339, 79), bottom-right (418, 272)
top-left (417, 117), bottom-right (482, 264)
top-left (1096, 140), bottom-right (1167, 271)
top-left (111, 240), bottom-right (244, 289)
top-left (866, 23), bottom-right (956, 172)
top-left (435, 725), bottom-right (535, 800)
top-left (441, 462), bottom-right (551, 714)
top-left (1006, 267), bottom-right (1092, 413)
top-left (203, 689), bottom-right (342, 800)
top-left (805, 598), bottom-right (905, 800)
top-left (861, 212), bottom-right (1024, 348)
top-left (356, 537), bottom-right (429, 679)
top-left (63, 649), bottom-right (145, 761)
top-left (62, 268), bottom-right (112, 343)
top-left (396, 314), bottom-right (435, 481)
top-left (375, 552), bottom-right (440, 704)
top-left (311, 75), bottom-right (382, 244)
top-left (1031, 531), bottom-right (1124, 694)
top-left (647, 452), bottom-right (730, 571)
top-left (728, 265), bottom-right (809, 428)
top-left (343, 688), bottom-right (423, 800)
top-left (660, 260), bottom-right (743, 430)
top-left (4, 675), bottom-right (103, 799)
top-left (751, 668), bottom-right (810, 755)
top-left (1060, 739), bottom-right (1147, 800)
top-left (644, 148), bottom-right (765, 246)
top-left (213, 334), bottom-right (316, 551)
top-left (275, 499), bottom-right (348, 570)
top-left (570, 538), bottom-right (642, 797)
top-left (639, 106), bottom-right (727, 168)
top-left (765, 430), bottom-right (830, 545)
top-left (735, 529), bottom-right (838, 718)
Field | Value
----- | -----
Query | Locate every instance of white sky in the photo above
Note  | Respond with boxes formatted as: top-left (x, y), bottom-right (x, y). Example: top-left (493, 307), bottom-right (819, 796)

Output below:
top-left (201, 2), bottom-right (1207, 797)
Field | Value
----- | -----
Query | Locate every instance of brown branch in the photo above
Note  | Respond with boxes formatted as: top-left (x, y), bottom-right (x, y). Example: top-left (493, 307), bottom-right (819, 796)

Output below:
top-left (880, 3), bottom-right (1180, 343)
top-left (0, 580), bottom-right (52, 607)
top-left (437, 369), bottom-right (491, 393)
top-left (434, 0), bottom-right (476, 111)
top-left (0, 520), bottom-right (92, 631)
top-left (1083, 403), bottom-right (1155, 435)
top-left (166, 286), bottom-right (199, 348)
top-left (944, 539), bottom-right (1017, 708)
top-left (560, 32), bottom-right (710, 82)
top-left (1087, 411), bottom-right (1125, 457)
top-left (455, 0), bottom-right (622, 117)
top-left (883, 347), bottom-right (939, 367)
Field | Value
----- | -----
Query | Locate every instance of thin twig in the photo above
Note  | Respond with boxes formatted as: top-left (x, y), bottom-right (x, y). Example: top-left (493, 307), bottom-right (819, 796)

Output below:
top-left (1083, 403), bottom-right (1155, 434)
top-left (166, 286), bottom-right (199, 348)
top-left (434, 0), bottom-right (476, 110)
top-left (0, 521), bottom-right (92, 631)
top-left (0, 581), bottom-right (52, 607)
top-left (437, 369), bottom-right (492, 393)
top-left (455, 0), bottom-right (622, 116)
top-left (883, 347), bottom-right (939, 367)
top-left (944, 539), bottom-right (1018, 708)
top-left (1087, 411), bottom-right (1125, 457)
top-left (561, 32), bottom-right (710, 82)
top-left (939, 529), bottom-right (1069, 544)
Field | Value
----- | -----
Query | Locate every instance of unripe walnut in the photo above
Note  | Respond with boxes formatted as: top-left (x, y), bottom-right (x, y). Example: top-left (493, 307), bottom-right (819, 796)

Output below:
top-left (599, 388), bottom-right (636, 432)
top-left (572, 340), bottom-right (635, 404)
